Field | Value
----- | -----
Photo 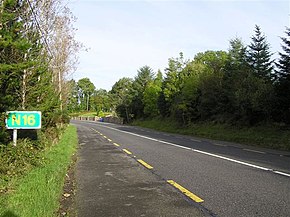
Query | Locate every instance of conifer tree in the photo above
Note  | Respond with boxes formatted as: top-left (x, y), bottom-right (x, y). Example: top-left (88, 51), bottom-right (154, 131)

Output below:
top-left (247, 25), bottom-right (273, 80)
top-left (228, 37), bottom-right (248, 68)
top-left (276, 27), bottom-right (290, 80)
top-left (0, 0), bottom-right (31, 112)
top-left (275, 27), bottom-right (290, 123)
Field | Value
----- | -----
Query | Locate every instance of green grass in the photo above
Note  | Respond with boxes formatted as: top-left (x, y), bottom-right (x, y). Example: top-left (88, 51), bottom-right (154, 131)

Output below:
top-left (0, 125), bottom-right (78, 217)
top-left (132, 119), bottom-right (290, 151)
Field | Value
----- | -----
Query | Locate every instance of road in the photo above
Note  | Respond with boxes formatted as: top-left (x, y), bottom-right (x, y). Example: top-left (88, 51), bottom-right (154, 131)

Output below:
top-left (72, 120), bottom-right (290, 217)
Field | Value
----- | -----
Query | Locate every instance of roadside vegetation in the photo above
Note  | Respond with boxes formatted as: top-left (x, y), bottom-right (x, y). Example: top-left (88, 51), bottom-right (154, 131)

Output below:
top-left (71, 25), bottom-right (290, 151)
top-left (0, 1), bottom-right (80, 216)
top-left (0, 125), bottom-right (77, 217)
top-left (133, 119), bottom-right (290, 151)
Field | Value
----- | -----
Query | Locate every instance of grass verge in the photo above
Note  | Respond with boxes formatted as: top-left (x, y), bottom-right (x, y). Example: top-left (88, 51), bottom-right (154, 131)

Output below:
top-left (132, 119), bottom-right (290, 151)
top-left (0, 125), bottom-right (78, 217)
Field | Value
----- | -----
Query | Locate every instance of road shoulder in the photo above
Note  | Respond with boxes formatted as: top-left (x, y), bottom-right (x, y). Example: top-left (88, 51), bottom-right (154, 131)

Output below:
top-left (75, 123), bottom-right (206, 217)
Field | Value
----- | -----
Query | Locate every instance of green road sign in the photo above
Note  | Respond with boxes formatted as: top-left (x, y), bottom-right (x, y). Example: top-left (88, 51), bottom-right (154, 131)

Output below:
top-left (6, 111), bottom-right (41, 129)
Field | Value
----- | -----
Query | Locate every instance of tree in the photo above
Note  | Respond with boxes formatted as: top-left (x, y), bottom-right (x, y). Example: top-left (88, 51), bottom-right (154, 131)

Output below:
top-left (131, 66), bottom-right (154, 119)
top-left (49, 7), bottom-right (82, 111)
top-left (67, 79), bottom-right (79, 112)
top-left (162, 52), bottom-right (189, 117)
top-left (190, 51), bottom-right (228, 122)
top-left (0, 0), bottom-right (33, 112)
top-left (0, 0), bottom-right (81, 144)
top-left (110, 77), bottom-right (134, 123)
top-left (143, 70), bottom-right (163, 117)
top-left (276, 27), bottom-right (290, 80)
top-left (92, 89), bottom-right (111, 116)
top-left (194, 50), bottom-right (229, 74)
top-left (222, 45), bottom-right (274, 125)
top-left (227, 37), bottom-right (248, 69)
top-left (247, 25), bottom-right (273, 80)
top-left (77, 78), bottom-right (95, 111)
top-left (274, 27), bottom-right (290, 123)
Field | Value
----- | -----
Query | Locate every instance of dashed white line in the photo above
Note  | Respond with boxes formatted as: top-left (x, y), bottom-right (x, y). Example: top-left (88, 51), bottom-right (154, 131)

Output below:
top-left (213, 143), bottom-right (227, 147)
top-left (190, 139), bottom-right (202, 143)
top-left (243, 149), bottom-right (266, 154)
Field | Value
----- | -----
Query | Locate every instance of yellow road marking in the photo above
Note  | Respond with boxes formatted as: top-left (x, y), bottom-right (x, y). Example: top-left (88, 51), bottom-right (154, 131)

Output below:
top-left (167, 180), bottom-right (204, 203)
top-left (103, 135), bottom-right (107, 138)
top-left (137, 159), bottom-right (153, 169)
top-left (91, 128), bottom-right (99, 133)
top-left (99, 133), bottom-right (103, 136)
top-left (107, 139), bottom-right (112, 142)
top-left (113, 143), bottom-right (120, 147)
top-left (123, 149), bottom-right (132, 155)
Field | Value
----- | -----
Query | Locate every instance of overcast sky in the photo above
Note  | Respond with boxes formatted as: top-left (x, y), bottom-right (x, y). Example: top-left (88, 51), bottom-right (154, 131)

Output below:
top-left (69, 0), bottom-right (289, 90)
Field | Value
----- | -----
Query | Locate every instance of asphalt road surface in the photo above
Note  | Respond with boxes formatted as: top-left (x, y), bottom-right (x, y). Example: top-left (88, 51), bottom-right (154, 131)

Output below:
top-left (72, 120), bottom-right (290, 217)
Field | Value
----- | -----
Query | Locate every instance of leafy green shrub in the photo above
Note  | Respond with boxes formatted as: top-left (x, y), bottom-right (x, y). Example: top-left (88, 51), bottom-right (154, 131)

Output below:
top-left (0, 125), bottom-right (66, 192)
top-left (0, 139), bottom-right (44, 185)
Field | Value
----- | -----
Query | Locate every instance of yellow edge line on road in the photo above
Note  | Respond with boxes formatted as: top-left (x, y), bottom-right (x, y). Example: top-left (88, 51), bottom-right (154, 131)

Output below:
top-left (137, 159), bottom-right (153, 169)
top-left (123, 149), bottom-right (132, 155)
top-left (113, 143), bottom-right (120, 147)
top-left (91, 128), bottom-right (98, 133)
top-left (91, 128), bottom-right (113, 143)
top-left (167, 180), bottom-right (204, 203)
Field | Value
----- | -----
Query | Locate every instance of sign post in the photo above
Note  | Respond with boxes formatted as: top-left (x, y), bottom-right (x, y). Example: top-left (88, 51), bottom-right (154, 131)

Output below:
top-left (13, 129), bottom-right (17, 146)
top-left (5, 111), bottom-right (42, 146)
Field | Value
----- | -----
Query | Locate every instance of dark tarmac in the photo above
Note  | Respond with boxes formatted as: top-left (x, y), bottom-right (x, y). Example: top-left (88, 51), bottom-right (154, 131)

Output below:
top-left (75, 123), bottom-right (206, 217)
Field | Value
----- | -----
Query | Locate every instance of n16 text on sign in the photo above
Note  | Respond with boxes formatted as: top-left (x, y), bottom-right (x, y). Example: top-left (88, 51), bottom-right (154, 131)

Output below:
top-left (6, 111), bottom-right (41, 129)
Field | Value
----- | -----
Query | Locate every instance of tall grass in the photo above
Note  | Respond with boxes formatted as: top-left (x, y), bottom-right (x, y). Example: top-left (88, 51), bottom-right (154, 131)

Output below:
top-left (0, 125), bottom-right (78, 217)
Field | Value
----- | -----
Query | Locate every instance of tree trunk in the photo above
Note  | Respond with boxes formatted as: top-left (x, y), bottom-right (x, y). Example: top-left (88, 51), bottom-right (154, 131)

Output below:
top-left (87, 94), bottom-right (89, 111)
top-left (125, 107), bottom-right (129, 123)
top-left (58, 69), bottom-right (63, 111)
top-left (22, 53), bottom-right (28, 110)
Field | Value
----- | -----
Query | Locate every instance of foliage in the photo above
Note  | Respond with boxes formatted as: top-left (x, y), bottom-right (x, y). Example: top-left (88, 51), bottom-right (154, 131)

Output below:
top-left (0, 0), bottom-right (80, 144)
top-left (247, 25), bottom-right (273, 80)
top-left (92, 89), bottom-right (111, 116)
top-left (0, 125), bottom-right (77, 217)
top-left (77, 77), bottom-right (96, 111)
top-left (110, 77), bottom-right (134, 122)
top-left (143, 71), bottom-right (163, 117)
top-left (131, 66), bottom-right (155, 119)
top-left (274, 27), bottom-right (290, 124)
top-left (0, 139), bottom-right (42, 186)
top-left (69, 24), bottom-right (290, 132)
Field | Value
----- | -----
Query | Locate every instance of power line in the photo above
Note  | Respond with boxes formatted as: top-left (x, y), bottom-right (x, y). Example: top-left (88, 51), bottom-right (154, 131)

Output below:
top-left (25, 0), bottom-right (54, 58)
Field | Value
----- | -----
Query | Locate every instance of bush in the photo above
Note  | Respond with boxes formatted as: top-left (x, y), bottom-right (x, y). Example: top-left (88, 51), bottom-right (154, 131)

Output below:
top-left (0, 139), bottom-right (44, 187)
top-left (0, 125), bottom-right (66, 192)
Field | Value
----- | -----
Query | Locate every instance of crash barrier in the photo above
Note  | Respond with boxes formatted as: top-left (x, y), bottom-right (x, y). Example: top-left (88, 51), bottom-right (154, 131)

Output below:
top-left (71, 116), bottom-right (123, 125)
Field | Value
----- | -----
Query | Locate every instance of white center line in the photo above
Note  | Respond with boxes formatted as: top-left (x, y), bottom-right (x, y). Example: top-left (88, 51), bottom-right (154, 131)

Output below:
top-left (191, 139), bottom-right (202, 143)
top-left (87, 123), bottom-right (290, 178)
top-left (213, 143), bottom-right (227, 147)
top-left (243, 149), bottom-right (266, 154)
